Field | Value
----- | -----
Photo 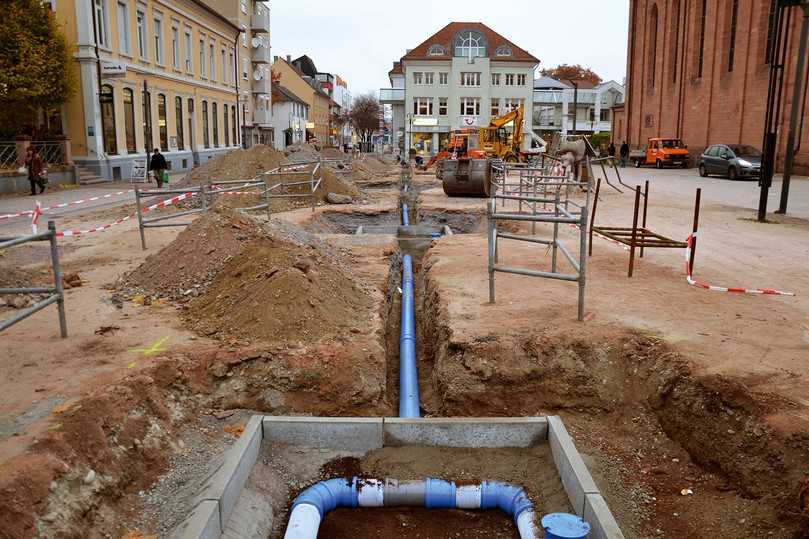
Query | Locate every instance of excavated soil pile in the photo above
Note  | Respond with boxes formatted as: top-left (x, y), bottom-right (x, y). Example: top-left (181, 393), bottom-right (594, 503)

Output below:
top-left (119, 209), bottom-right (260, 300)
top-left (183, 224), bottom-right (372, 344)
top-left (180, 145), bottom-right (286, 186)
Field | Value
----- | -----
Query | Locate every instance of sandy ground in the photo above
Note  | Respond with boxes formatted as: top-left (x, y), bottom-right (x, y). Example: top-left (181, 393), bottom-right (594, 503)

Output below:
top-left (1, 156), bottom-right (807, 538)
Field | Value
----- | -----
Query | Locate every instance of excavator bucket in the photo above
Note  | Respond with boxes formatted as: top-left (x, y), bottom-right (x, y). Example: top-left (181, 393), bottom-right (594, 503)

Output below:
top-left (441, 159), bottom-right (492, 197)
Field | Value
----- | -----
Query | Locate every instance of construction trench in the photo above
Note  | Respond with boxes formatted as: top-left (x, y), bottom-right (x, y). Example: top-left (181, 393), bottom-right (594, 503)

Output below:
top-left (0, 145), bottom-right (808, 538)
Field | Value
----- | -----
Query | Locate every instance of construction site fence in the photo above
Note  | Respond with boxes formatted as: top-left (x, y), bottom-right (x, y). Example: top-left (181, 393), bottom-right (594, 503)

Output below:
top-left (488, 163), bottom-right (592, 321)
top-left (262, 160), bottom-right (323, 218)
top-left (0, 221), bottom-right (67, 337)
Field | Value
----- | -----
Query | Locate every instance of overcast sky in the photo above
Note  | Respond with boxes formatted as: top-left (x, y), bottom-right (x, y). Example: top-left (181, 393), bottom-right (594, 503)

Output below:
top-left (271, 0), bottom-right (630, 97)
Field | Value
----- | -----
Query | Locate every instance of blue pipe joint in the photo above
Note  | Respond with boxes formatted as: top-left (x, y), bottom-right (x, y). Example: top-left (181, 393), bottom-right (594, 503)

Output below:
top-left (401, 203), bottom-right (410, 226)
top-left (399, 254), bottom-right (420, 418)
top-left (480, 481), bottom-right (534, 524)
top-left (290, 477), bottom-right (359, 519)
top-left (425, 478), bottom-right (457, 509)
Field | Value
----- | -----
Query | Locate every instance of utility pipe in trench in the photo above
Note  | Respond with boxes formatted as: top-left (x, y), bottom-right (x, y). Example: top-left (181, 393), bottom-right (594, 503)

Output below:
top-left (399, 253), bottom-right (420, 418)
top-left (283, 478), bottom-right (537, 539)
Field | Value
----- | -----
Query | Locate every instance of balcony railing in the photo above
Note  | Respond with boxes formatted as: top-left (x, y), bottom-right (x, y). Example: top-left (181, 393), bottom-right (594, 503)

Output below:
top-left (251, 7), bottom-right (270, 33)
top-left (379, 88), bottom-right (404, 103)
top-left (252, 75), bottom-right (270, 95)
top-left (252, 40), bottom-right (271, 63)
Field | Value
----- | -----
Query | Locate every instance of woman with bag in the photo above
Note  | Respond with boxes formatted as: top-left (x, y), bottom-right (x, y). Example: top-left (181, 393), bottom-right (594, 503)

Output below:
top-left (149, 148), bottom-right (168, 188)
top-left (25, 147), bottom-right (46, 195)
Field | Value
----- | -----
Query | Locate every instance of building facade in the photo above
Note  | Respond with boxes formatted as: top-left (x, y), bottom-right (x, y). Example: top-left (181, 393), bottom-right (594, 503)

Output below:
top-left (272, 85), bottom-right (308, 150)
top-left (532, 77), bottom-right (625, 141)
top-left (58, 0), bottom-right (244, 180)
top-left (617, 0), bottom-right (808, 172)
top-left (333, 76), bottom-right (353, 146)
top-left (272, 56), bottom-right (331, 145)
top-left (202, 0), bottom-right (273, 148)
top-left (381, 22), bottom-right (539, 157)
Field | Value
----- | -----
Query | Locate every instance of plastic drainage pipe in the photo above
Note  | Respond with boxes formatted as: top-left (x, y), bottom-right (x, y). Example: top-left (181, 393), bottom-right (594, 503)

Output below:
top-left (399, 254), bottom-right (420, 418)
top-left (401, 203), bottom-right (410, 226)
top-left (283, 477), bottom-right (537, 539)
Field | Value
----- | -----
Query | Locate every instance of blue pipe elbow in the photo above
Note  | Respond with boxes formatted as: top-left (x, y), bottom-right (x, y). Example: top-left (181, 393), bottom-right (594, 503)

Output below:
top-left (481, 481), bottom-right (534, 524)
top-left (290, 477), bottom-right (359, 519)
top-left (425, 478), bottom-right (456, 509)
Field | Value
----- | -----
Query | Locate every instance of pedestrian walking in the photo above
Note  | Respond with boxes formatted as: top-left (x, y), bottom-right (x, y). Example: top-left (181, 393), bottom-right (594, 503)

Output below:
top-left (149, 148), bottom-right (168, 188)
top-left (619, 141), bottom-right (630, 168)
top-left (25, 147), bottom-right (46, 196)
top-left (607, 142), bottom-right (616, 168)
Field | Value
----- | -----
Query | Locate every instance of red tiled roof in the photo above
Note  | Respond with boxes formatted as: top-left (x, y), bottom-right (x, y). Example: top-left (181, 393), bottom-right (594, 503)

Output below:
top-left (389, 61), bottom-right (403, 76)
top-left (400, 22), bottom-right (539, 64)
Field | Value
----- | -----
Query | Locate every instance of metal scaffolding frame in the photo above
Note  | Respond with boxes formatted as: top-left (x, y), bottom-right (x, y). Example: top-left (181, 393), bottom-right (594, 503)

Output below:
top-left (262, 160), bottom-right (323, 217)
top-left (487, 163), bottom-right (592, 321)
top-left (0, 221), bottom-right (67, 337)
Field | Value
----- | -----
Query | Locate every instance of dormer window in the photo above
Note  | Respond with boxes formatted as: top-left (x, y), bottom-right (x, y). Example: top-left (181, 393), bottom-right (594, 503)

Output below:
top-left (428, 44), bottom-right (445, 56)
top-left (495, 45), bottom-right (513, 57)
top-left (454, 30), bottom-right (486, 60)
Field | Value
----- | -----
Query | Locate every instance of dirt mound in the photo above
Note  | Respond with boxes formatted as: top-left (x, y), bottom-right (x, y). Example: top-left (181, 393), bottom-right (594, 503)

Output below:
top-left (183, 229), bottom-right (372, 345)
top-left (283, 142), bottom-right (322, 161)
top-left (180, 145), bottom-right (286, 186)
top-left (119, 209), bottom-right (260, 300)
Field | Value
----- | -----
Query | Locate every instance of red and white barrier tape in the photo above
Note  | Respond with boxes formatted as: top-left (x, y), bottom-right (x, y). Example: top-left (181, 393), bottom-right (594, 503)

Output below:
top-left (684, 234), bottom-right (794, 296)
top-left (56, 191), bottom-right (196, 237)
top-left (0, 190), bottom-right (133, 221)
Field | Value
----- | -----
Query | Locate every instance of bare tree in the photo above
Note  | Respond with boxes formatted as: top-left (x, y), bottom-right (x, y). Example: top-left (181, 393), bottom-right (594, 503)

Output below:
top-left (349, 93), bottom-right (381, 144)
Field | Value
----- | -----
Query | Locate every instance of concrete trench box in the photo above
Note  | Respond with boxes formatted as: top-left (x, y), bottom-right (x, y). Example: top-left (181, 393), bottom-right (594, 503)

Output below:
top-left (172, 416), bottom-right (624, 539)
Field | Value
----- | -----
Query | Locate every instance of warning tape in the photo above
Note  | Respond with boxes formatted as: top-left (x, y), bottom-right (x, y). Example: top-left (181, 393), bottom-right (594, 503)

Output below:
top-left (684, 234), bottom-right (794, 296)
top-left (0, 190), bottom-right (134, 221)
top-left (55, 191), bottom-right (196, 237)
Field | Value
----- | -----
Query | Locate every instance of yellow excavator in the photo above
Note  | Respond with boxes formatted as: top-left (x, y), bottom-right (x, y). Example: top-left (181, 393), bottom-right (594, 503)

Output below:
top-left (479, 105), bottom-right (527, 162)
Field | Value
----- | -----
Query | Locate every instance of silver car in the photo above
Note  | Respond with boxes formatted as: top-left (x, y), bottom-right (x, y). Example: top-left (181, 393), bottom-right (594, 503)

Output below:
top-left (698, 144), bottom-right (762, 180)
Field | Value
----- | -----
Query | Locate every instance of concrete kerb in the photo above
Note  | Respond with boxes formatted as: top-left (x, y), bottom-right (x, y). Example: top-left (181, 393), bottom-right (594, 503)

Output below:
top-left (174, 416), bottom-right (624, 538)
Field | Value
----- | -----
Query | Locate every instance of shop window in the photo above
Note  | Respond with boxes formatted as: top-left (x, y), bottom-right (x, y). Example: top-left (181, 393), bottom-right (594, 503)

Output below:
top-left (123, 88), bottom-right (136, 153)
top-left (212, 102), bottom-right (219, 147)
top-left (100, 84), bottom-right (117, 154)
top-left (157, 94), bottom-right (168, 150)
top-left (175, 96), bottom-right (184, 150)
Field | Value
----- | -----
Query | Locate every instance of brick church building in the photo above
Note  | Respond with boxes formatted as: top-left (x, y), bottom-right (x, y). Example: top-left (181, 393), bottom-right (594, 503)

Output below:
top-left (614, 0), bottom-right (808, 174)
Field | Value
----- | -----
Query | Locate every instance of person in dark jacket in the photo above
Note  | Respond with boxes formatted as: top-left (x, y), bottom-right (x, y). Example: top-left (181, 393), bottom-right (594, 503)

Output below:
top-left (619, 141), bottom-right (630, 168)
top-left (25, 147), bottom-right (46, 195)
top-left (149, 148), bottom-right (168, 188)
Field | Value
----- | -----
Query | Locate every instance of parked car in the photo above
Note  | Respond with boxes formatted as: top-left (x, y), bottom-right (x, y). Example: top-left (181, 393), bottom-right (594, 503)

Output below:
top-left (698, 144), bottom-right (761, 179)
top-left (629, 138), bottom-right (690, 168)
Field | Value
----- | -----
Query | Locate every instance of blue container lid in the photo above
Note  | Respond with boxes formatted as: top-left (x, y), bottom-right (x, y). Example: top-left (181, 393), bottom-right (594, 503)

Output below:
top-left (541, 513), bottom-right (591, 539)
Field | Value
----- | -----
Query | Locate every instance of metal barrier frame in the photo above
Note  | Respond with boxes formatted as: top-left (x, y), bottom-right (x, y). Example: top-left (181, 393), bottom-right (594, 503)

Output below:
top-left (262, 160), bottom-right (323, 218)
top-left (0, 221), bottom-right (67, 337)
top-left (488, 164), bottom-right (592, 321)
top-left (135, 186), bottom-right (205, 250)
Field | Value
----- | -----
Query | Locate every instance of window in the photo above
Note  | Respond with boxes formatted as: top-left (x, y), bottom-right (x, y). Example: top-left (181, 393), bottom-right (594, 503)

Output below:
top-left (504, 98), bottom-right (524, 112)
top-left (229, 51), bottom-right (235, 83)
top-left (141, 90), bottom-right (150, 151)
top-left (728, 0), bottom-right (739, 71)
top-left (242, 57), bottom-right (249, 80)
top-left (117, 2), bottom-right (130, 54)
top-left (697, 0), bottom-right (707, 77)
top-left (517, 74), bottom-right (527, 86)
top-left (171, 26), bottom-right (179, 68)
top-left (175, 96), bottom-right (184, 150)
top-left (505, 73), bottom-right (515, 86)
top-left (460, 72), bottom-right (481, 86)
top-left (428, 44), bottom-right (445, 56)
top-left (495, 45), bottom-right (512, 57)
top-left (212, 103), bottom-right (219, 147)
top-left (100, 85), bottom-right (117, 154)
top-left (601, 109), bottom-right (611, 121)
top-left (157, 94), bottom-right (168, 151)
top-left (187, 98), bottom-right (194, 149)
top-left (221, 49), bottom-right (226, 82)
top-left (123, 88), bottom-right (136, 152)
top-left (454, 30), bottom-right (486, 59)
top-left (589, 109), bottom-right (596, 122)
top-left (460, 97), bottom-right (480, 116)
top-left (413, 72), bottom-right (423, 84)
top-left (209, 43), bottom-right (215, 81)
top-left (670, 0), bottom-right (681, 83)
top-left (202, 101), bottom-right (209, 148)
top-left (491, 99), bottom-right (500, 117)
top-left (184, 29), bottom-right (192, 71)
top-left (414, 97), bottom-right (433, 116)
top-left (439, 72), bottom-right (448, 85)
top-left (648, 4), bottom-right (658, 86)
top-left (241, 31), bottom-right (247, 47)
top-left (439, 98), bottom-right (448, 116)
top-left (94, 0), bottom-right (109, 48)
top-left (199, 37), bottom-right (206, 77)
top-left (224, 107), bottom-right (229, 146)
top-left (424, 72), bottom-right (434, 84)
top-left (491, 73), bottom-right (501, 86)
top-left (231, 106), bottom-right (237, 146)
top-left (136, 10), bottom-right (146, 58)
top-left (153, 17), bottom-right (163, 64)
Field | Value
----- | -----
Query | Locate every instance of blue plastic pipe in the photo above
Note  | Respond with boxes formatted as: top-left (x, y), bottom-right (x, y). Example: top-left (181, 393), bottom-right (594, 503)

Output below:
top-left (401, 203), bottom-right (410, 226)
top-left (399, 254), bottom-right (420, 418)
